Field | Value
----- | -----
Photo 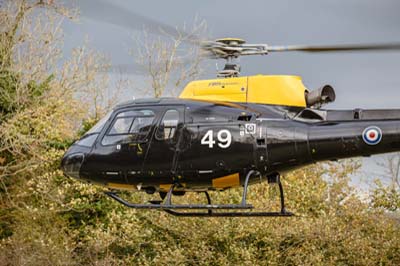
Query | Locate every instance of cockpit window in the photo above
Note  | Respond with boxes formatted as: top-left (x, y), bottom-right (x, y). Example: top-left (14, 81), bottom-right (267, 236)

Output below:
top-left (86, 111), bottom-right (113, 135)
top-left (109, 117), bottom-right (134, 134)
top-left (102, 109), bottom-right (155, 145)
top-left (75, 134), bottom-right (98, 147)
top-left (75, 111), bottom-right (113, 147)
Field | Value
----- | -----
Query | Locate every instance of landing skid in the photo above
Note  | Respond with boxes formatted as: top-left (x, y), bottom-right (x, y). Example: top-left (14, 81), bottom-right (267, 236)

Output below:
top-left (104, 170), bottom-right (294, 217)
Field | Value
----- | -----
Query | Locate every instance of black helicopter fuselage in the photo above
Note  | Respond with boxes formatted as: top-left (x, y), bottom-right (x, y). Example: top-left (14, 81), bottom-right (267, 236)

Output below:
top-left (61, 98), bottom-right (400, 193)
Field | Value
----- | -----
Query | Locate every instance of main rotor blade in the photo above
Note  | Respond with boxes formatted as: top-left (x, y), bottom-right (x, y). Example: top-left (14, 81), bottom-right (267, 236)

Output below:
top-left (268, 43), bottom-right (400, 52)
top-left (99, 56), bottom-right (205, 75)
top-left (96, 64), bottom-right (148, 75)
top-left (79, 0), bottom-right (201, 44)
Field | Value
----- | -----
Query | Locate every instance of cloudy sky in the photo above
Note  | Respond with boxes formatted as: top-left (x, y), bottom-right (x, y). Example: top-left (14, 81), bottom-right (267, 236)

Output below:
top-left (63, 0), bottom-right (400, 107)
top-left (63, 0), bottom-right (400, 187)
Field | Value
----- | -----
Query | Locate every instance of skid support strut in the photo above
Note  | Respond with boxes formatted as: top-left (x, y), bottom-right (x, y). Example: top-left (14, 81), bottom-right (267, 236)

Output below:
top-left (104, 170), bottom-right (294, 217)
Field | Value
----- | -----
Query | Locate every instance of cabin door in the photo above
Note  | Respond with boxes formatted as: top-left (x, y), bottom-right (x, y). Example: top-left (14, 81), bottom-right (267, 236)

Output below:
top-left (143, 106), bottom-right (185, 180)
top-left (94, 107), bottom-right (160, 182)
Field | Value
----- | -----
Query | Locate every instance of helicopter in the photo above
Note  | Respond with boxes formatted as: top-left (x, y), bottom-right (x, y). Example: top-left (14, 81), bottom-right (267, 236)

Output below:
top-left (61, 38), bottom-right (400, 217)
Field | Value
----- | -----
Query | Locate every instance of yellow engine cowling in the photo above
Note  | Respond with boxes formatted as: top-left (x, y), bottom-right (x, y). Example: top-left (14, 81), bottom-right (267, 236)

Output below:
top-left (179, 75), bottom-right (309, 107)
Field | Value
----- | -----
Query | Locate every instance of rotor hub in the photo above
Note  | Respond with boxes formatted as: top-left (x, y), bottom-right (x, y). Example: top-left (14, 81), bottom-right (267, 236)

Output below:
top-left (214, 38), bottom-right (246, 46)
top-left (201, 38), bottom-right (268, 78)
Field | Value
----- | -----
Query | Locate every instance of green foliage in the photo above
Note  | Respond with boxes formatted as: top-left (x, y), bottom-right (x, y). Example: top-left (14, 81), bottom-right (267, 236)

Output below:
top-left (371, 180), bottom-right (400, 211)
top-left (2, 154), bottom-right (400, 265)
top-left (0, 70), bottom-right (20, 115)
top-left (0, 69), bottom-right (53, 117)
top-left (0, 206), bottom-right (14, 239)
top-left (27, 74), bottom-right (54, 98)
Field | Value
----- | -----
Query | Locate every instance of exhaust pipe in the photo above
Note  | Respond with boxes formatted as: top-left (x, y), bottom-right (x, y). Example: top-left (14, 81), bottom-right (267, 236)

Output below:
top-left (305, 85), bottom-right (336, 107)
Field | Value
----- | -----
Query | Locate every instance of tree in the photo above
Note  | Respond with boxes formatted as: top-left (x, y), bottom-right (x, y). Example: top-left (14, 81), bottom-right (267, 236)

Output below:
top-left (0, 2), bottom-right (116, 263)
top-left (371, 153), bottom-right (400, 211)
top-left (131, 20), bottom-right (207, 98)
top-left (0, 0), bottom-right (116, 181)
top-left (0, 0), bottom-right (74, 116)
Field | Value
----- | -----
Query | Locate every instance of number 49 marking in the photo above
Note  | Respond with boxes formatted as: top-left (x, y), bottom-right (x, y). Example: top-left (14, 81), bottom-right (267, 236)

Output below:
top-left (201, 129), bottom-right (232, 148)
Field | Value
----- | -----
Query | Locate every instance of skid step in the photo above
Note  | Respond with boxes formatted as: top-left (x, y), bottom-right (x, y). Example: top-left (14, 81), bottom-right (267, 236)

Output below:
top-left (164, 209), bottom-right (294, 217)
top-left (105, 191), bottom-right (253, 209)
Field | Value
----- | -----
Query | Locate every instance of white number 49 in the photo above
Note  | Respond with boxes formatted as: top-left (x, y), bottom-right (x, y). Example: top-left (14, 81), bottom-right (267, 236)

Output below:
top-left (201, 129), bottom-right (232, 148)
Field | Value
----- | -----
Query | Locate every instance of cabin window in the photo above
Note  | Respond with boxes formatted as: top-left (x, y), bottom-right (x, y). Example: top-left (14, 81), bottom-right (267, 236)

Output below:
top-left (102, 110), bottom-right (155, 145)
top-left (156, 109), bottom-right (179, 140)
top-left (130, 116), bottom-right (154, 134)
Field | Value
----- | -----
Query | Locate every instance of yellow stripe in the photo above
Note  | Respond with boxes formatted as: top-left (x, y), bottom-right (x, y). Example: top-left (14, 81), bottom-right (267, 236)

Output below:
top-left (159, 183), bottom-right (187, 192)
top-left (159, 184), bottom-right (173, 191)
top-left (212, 173), bottom-right (240, 189)
top-left (107, 183), bottom-right (136, 191)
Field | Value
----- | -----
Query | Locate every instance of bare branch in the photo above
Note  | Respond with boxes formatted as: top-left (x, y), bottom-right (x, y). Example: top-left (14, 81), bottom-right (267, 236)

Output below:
top-left (130, 19), bottom-right (208, 98)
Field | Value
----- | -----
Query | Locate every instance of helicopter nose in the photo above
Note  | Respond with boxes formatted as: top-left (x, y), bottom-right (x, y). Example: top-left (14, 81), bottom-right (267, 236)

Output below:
top-left (61, 152), bottom-right (85, 179)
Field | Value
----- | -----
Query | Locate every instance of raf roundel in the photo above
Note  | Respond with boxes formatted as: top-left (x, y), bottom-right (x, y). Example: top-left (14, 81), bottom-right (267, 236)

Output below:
top-left (362, 126), bottom-right (382, 145)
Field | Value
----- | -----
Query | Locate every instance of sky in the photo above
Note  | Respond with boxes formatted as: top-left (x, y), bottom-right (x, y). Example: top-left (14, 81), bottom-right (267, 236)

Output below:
top-left (62, 0), bottom-right (400, 189)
